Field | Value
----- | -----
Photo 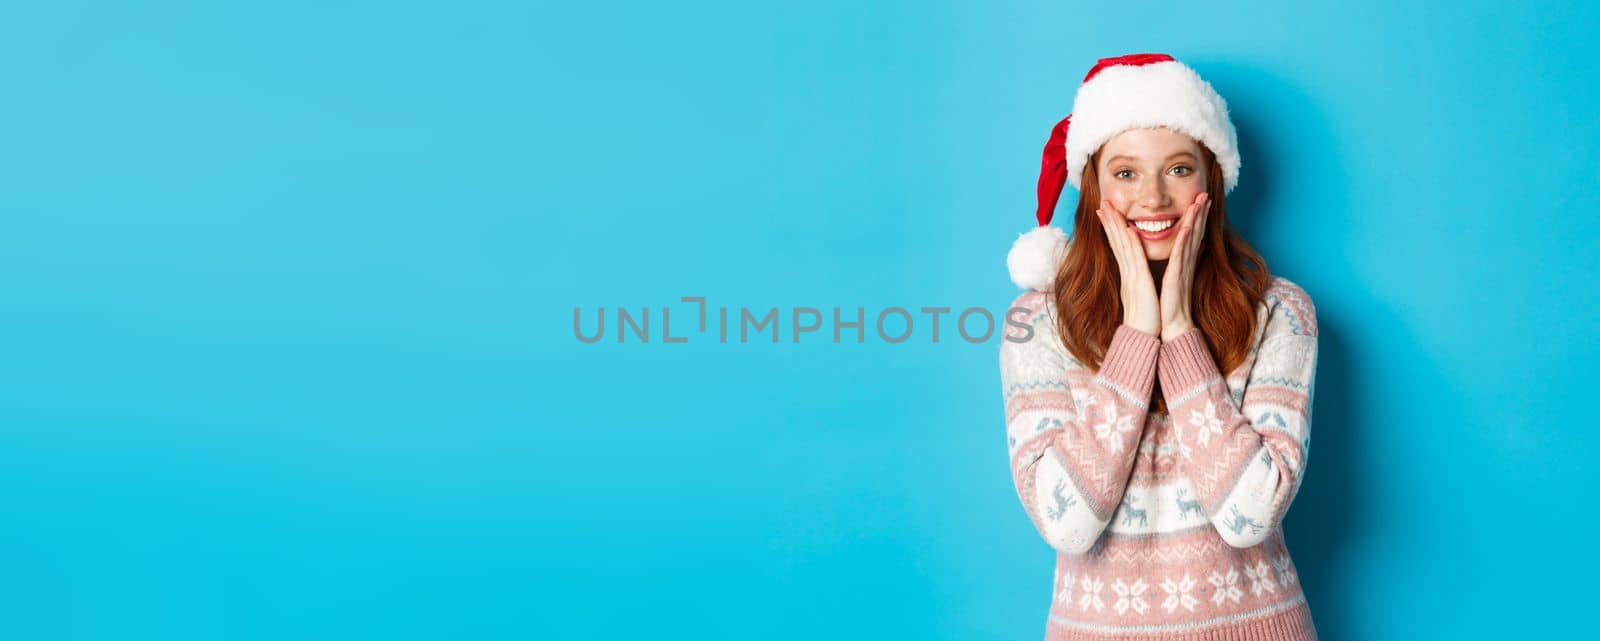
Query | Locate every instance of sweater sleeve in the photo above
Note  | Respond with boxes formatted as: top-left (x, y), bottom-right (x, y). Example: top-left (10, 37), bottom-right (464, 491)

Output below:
top-left (1156, 284), bottom-right (1319, 548)
top-left (999, 294), bottom-right (1160, 554)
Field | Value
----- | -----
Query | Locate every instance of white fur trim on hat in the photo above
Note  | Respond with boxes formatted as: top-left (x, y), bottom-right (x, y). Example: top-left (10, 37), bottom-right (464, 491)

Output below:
top-left (1007, 225), bottom-right (1068, 291)
top-left (1064, 60), bottom-right (1241, 194)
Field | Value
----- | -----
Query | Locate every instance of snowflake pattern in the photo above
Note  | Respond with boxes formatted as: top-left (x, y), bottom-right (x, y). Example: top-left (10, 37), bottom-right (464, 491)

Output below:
top-left (1166, 423), bottom-right (1195, 462)
top-left (1070, 386), bottom-right (1096, 422)
top-left (1243, 560), bottom-right (1279, 597)
top-left (1160, 572), bottom-right (1200, 613)
top-left (1187, 400), bottom-right (1225, 447)
top-left (1078, 574), bottom-right (1105, 612)
top-left (1054, 570), bottom-right (1075, 610)
top-left (1047, 557), bottom-right (1300, 620)
top-left (1208, 566), bottom-right (1243, 606)
top-left (1093, 404), bottom-right (1136, 454)
top-left (1272, 553), bottom-right (1298, 588)
top-left (1111, 578), bottom-right (1149, 616)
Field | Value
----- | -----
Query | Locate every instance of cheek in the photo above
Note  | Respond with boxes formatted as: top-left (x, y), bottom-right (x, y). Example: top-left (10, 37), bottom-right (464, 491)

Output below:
top-left (1098, 184), bottom-right (1135, 209)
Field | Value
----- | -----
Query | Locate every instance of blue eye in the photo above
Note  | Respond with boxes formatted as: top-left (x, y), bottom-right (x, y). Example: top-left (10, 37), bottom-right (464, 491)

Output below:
top-left (1115, 169), bottom-right (1133, 179)
top-left (1172, 165), bottom-right (1193, 176)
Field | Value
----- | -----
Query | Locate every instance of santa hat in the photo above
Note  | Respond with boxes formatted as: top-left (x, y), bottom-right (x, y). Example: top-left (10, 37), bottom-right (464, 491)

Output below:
top-left (1006, 53), bottom-right (1242, 291)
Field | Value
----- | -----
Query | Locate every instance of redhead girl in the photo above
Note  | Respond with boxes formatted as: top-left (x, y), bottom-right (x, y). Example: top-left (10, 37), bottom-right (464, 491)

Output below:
top-left (999, 53), bottom-right (1321, 641)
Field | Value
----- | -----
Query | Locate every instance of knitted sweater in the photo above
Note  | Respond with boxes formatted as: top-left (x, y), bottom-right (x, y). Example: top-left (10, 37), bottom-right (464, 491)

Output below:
top-left (998, 275), bottom-right (1320, 641)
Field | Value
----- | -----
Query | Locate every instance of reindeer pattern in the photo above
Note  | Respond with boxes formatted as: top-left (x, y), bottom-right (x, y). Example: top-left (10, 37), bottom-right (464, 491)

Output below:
top-left (1046, 406), bottom-right (1282, 537)
top-left (1045, 479), bottom-right (1077, 521)
top-left (1222, 504), bottom-right (1266, 537)
top-left (1117, 494), bottom-right (1148, 527)
top-left (1174, 489), bottom-right (1204, 522)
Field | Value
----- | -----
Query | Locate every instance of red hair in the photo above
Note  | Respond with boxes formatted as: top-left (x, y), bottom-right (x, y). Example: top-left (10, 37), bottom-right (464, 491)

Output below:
top-left (1051, 145), bottom-right (1271, 414)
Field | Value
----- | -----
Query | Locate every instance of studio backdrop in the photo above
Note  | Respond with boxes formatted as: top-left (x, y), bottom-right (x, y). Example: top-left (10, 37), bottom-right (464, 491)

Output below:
top-left (1, 1), bottom-right (1595, 640)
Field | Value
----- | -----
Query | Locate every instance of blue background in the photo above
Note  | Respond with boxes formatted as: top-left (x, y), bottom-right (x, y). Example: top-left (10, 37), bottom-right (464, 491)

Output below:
top-left (2, 1), bottom-right (1595, 639)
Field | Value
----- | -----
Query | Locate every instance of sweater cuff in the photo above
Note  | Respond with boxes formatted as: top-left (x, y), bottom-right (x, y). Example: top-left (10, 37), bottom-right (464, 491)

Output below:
top-left (1097, 324), bottom-right (1161, 403)
top-left (1157, 326), bottom-right (1223, 400)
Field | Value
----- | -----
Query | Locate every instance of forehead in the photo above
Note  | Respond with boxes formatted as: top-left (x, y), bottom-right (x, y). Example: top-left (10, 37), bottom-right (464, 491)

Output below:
top-left (1099, 127), bottom-right (1201, 161)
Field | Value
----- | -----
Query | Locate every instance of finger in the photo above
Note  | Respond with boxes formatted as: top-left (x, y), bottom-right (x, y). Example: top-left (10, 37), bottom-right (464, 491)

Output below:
top-left (1105, 206), bottom-right (1143, 279)
top-left (1097, 207), bottom-right (1113, 244)
top-left (1194, 197), bottom-right (1207, 246)
top-left (1108, 200), bottom-right (1135, 236)
top-left (1108, 204), bottom-right (1142, 261)
top-left (1098, 208), bottom-right (1125, 266)
top-left (1101, 205), bottom-right (1124, 249)
top-left (1172, 214), bottom-right (1190, 261)
top-left (1168, 214), bottom-right (1190, 278)
top-left (1186, 203), bottom-right (1207, 279)
top-left (1173, 196), bottom-right (1199, 256)
top-left (1123, 219), bottom-right (1149, 263)
top-left (1188, 192), bottom-right (1208, 264)
top-left (1169, 200), bottom-right (1198, 280)
top-left (1104, 198), bottom-right (1133, 229)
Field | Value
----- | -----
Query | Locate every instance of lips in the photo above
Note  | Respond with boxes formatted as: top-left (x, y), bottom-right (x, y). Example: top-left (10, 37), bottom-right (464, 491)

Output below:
top-left (1131, 217), bottom-right (1179, 241)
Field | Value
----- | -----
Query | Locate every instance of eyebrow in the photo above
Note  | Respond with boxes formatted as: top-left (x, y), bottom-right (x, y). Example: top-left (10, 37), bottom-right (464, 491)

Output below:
top-left (1104, 151), bottom-right (1197, 164)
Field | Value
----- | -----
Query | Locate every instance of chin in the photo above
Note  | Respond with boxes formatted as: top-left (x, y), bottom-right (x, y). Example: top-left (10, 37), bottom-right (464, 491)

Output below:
top-left (1142, 242), bottom-right (1176, 261)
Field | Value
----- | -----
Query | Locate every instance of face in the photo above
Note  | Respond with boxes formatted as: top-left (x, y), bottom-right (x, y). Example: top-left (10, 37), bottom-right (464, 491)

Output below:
top-left (1095, 127), bottom-right (1209, 261)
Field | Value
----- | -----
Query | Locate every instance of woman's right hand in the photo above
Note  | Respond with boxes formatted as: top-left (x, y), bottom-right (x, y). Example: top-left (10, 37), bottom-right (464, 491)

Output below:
top-left (1097, 199), bottom-right (1161, 337)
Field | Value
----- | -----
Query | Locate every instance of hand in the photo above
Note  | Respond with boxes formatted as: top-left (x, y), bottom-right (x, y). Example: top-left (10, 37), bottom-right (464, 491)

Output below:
top-left (1159, 191), bottom-right (1211, 341)
top-left (1097, 198), bottom-right (1160, 337)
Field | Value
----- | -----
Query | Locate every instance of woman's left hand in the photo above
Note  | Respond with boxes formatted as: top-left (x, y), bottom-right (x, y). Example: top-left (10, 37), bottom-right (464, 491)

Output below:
top-left (1159, 191), bottom-right (1210, 342)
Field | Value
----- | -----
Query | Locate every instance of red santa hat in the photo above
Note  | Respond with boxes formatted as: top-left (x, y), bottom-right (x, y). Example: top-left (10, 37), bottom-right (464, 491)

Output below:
top-left (1006, 53), bottom-right (1242, 291)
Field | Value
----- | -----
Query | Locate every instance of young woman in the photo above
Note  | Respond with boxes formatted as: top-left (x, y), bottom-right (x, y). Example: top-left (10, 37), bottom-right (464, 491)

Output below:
top-left (999, 54), bottom-right (1321, 640)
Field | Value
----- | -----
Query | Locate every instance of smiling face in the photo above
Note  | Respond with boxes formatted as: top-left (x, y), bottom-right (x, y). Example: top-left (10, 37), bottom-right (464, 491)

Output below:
top-left (1095, 127), bottom-right (1210, 261)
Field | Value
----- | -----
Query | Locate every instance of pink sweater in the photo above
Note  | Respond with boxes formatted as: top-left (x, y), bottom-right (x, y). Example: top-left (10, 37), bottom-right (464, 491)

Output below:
top-left (999, 275), bottom-right (1320, 641)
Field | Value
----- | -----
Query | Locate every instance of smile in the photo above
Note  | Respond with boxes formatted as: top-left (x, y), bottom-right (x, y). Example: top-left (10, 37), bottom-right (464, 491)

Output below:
top-left (1132, 219), bottom-right (1178, 240)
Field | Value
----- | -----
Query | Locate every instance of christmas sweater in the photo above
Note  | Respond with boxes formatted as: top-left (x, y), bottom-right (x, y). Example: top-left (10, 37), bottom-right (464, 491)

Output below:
top-left (998, 275), bottom-right (1320, 641)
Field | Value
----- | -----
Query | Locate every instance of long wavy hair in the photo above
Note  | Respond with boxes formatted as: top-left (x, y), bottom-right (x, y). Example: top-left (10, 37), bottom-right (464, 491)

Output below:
top-left (1051, 144), bottom-right (1272, 415)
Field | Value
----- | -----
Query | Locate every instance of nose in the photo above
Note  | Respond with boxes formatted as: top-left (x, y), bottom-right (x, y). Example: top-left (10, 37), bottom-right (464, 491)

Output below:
top-left (1137, 175), bottom-right (1169, 211)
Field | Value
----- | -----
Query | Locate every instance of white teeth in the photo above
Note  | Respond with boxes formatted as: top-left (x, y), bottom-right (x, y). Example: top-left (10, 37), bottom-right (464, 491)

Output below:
top-left (1134, 219), bottom-right (1175, 233)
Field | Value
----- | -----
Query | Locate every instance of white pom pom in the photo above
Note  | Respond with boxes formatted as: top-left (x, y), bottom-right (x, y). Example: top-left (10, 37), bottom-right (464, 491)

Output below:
top-left (1006, 225), bottom-right (1069, 291)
